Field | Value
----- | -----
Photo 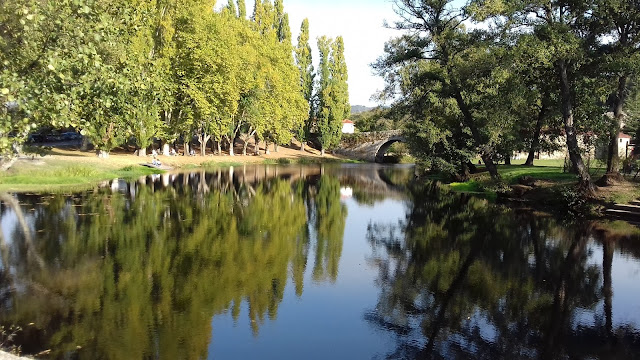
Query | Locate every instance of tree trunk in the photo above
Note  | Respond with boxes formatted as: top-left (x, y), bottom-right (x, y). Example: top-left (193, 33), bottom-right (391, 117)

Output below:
top-left (198, 133), bottom-right (210, 157)
top-left (557, 59), bottom-right (595, 195)
top-left (228, 136), bottom-right (235, 156)
top-left (525, 101), bottom-right (547, 166)
top-left (451, 87), bottom-right (500, 180)
top-left (162, 143), bottom-right (170, 156)
top-left (253, 134), bottom-right (260, 155)
top-left (96, 150), bottom-right (110, 158)
top-left (504, 156), bottom-right (511, 165)
top-left (457, 161), bottom-right (471, 181)
top-left (242, 139), bottom-right (249, 156)
top-left (0, 157), bottom-right (17, 171)
top-left (138, 148), bottom-right (147, 157)
top-left (184, 141), bottom-right (190, 156)
top-left (466, 161), bottom-right (477, 174)
top-left (274, 143), bottom-right (278, 152)
top-left (300, 142), bottom-right (305, 152)
top-left (265, 140), bottom-right (270, 154)
top-left (217, 140), bottom-right (222, 156)
top-left (606, 75), bottom-right (628, 174)
top-left (321, 148), bottom-right (325, 156)
top-left (241, 129), bottom-right (256, 156)
top-left (81, 136), bottom-right (90, 151)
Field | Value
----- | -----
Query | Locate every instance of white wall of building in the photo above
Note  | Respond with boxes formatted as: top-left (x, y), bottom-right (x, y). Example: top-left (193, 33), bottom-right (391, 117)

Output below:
top-left (342, 122), bottom-right (355, 134)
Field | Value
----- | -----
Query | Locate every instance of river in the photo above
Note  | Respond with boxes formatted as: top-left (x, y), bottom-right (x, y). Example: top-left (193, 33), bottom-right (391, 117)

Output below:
top-left (0, 164), bottom-right (639, 359)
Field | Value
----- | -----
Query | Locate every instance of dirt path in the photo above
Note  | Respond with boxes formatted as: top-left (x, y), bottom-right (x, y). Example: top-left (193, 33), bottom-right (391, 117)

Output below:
top-left (36, 140), bottom-right (343, 170)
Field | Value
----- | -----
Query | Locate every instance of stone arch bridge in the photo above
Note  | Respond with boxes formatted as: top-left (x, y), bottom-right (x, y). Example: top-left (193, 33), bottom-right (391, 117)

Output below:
top-left (335, 130), bottom-right (406, 163)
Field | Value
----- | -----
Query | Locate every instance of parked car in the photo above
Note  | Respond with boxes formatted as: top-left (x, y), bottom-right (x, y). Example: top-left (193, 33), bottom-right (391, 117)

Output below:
top-left (61, 132), bottom-right (82, 141)
top-left (27, 134), bottom-right (45, 143)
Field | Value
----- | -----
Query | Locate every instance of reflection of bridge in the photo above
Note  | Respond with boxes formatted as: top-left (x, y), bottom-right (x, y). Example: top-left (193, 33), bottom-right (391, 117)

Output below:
top-left (336, 130), bottom-right (406, 163)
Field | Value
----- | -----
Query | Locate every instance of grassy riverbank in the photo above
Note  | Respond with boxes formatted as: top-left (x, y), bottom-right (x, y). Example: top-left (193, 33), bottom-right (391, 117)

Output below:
top-left (0, 145), bottom-right (354, 192)
top-left (444, 159), bottom-right (640, 211)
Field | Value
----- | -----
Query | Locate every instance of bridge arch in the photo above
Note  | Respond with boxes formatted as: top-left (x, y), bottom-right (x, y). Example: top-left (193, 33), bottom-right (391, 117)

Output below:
top-left (336, 130), bottom-right (406, 163)
top-left (374, 136), bottom-right (405, 163)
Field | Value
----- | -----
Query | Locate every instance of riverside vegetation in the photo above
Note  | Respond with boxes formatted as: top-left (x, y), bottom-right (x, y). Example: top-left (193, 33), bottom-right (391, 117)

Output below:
top-left (371, 0), bottom-right (640, 199)
top-left (0, 0), bottom-right (350, 168)
top-left (3, 0), bottom-right (640, 206)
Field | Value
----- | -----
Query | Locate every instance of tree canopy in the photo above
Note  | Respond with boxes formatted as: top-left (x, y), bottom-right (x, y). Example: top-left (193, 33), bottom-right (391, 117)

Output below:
top-left (0, 0), bottom-right (350, 165)
top-left (375, 0), bottom-right (640, 192)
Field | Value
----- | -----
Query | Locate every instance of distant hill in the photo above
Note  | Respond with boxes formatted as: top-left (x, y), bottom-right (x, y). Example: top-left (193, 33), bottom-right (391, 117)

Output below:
top-left (350, 105), bottom-right (374, 115)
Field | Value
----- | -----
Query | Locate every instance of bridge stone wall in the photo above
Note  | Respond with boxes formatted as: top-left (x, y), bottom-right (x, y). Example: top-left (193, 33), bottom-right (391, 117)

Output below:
top-left (336, 130), bottom-right (405, 163)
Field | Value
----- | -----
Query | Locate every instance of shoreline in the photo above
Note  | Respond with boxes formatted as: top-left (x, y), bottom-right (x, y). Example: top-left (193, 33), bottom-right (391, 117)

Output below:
top-left (0, 144), bottom-right (360, 193)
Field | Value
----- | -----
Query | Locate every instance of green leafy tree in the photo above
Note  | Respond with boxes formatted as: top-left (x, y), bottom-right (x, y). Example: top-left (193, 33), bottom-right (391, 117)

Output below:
top-left (329, 37), bottom-right (350, 131)
top-left (590, 0), bottom-right (640, 177)
top-left (294, 19), bottom-right (315, 152)
top-left (474, 0), bottom-right (602, 192)
top-left (375, 0), bottom-right (505, 180)
top-left (237, 0), bottom-right (247, 18)
top-left (316, 36), bottom-right (350, 156)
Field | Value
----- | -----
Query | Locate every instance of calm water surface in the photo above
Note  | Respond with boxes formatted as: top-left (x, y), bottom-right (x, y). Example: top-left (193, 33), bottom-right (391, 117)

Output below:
top-left (1, 164), bottom-right (640, 359)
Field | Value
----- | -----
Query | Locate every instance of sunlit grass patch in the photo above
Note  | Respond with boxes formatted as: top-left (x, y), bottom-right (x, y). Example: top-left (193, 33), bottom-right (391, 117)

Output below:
top-left (200, 161), bottom-right (244, 169)
top-left (0, 162), bottom-right (161, 192)
top-left (496, 165), bottom-right (577, 184)
top-left (448, 181), bottom-right (482, 192)
top-left (595, 220), bottom-right (640, 237)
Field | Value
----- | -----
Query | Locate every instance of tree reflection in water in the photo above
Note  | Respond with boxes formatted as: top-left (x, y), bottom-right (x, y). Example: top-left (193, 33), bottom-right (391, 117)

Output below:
top-left (1, 165), bottom-right (639, 359)
top-left (366, 182), bottom-right (640, 359)
top-left (0, 166), bottom-right (347, 359)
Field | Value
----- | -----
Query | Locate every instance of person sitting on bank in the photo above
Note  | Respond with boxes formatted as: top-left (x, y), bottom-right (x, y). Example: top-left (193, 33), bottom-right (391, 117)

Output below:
top-left (169, 147), bottom-right (177, 156)
top-left (151, 149), bottom-right (161, 166)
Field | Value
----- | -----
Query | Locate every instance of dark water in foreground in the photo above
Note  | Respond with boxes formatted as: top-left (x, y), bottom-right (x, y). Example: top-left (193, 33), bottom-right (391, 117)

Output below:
top-left (1, 164), bottom-right (640, 359)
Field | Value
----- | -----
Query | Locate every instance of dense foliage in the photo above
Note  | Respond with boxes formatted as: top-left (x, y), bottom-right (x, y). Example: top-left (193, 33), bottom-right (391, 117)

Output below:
top-left (375, 0), bottom-right (640, 192)
top-left (0, 0), bottom-right (350, 166)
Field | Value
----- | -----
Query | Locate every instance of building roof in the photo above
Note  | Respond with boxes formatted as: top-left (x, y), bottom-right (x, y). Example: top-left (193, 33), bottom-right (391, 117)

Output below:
top-left (342, 119), bottom-right (354, 124)
top-left (620, 132), bottom-right (632, 139)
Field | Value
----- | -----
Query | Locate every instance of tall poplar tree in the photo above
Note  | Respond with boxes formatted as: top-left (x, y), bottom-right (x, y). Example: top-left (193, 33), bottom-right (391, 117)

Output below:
top-left (226, 0), bottom-right (237, 16)
top-left (237, 0), bottom-right (246, 18)
top-left (316, 36), bottom-right (350, 155)
top-left (329, 36), bottom-right (350, 126)
top-left (295, 19), bottom-right (314, 152)
top-left (317, 36), bottom-right (336, 156)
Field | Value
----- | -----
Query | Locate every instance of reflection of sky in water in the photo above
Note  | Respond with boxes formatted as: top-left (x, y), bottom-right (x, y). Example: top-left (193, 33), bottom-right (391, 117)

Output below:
top-left (574, 242), bottom-right (640, 330)
top-left (209, 197), bottom-right (406, 359)
top-left (0, 209), bottom-right (17, 248)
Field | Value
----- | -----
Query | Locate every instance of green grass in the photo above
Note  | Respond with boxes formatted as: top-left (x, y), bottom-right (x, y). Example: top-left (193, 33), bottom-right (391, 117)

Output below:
top-left (508, 158), bottom-right (566, 167)
top-left (604, 185), bottom-right (640, 205)
top-left (448, 181), bottom-right (483, 192)
top-left (398, 154), bottom-right (417, 164)
top-left (444, 160), bottom-right (640, 211)
top-left (596, 220), bottom-right (640, 237)
top-left (0, 163), bottom-right (161, 192)
top-left (200, 161), bottom-right (244, 169)
top-left (496, 165), bottom-right (578, 184)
